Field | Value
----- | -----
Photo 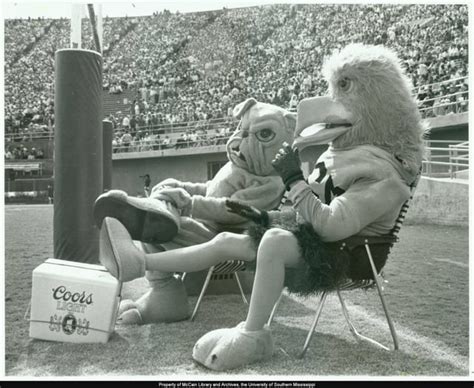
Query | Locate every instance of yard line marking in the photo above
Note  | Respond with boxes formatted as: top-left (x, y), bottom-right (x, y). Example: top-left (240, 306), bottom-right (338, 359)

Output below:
top-left (347, 303), bottom-right (468, 368)
top-left (6, 205), bottom-right (52, 211)
top-left (285, 293), bottom-right (468, 371)
top-left (432, 258), bottom-right (468, 268)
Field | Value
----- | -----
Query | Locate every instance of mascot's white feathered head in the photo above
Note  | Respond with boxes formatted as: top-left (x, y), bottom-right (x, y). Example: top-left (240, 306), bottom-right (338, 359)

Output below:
top-left (295, 43), bottom-right (426, 176)
top-left (227, 98), bottom-right (296, 176)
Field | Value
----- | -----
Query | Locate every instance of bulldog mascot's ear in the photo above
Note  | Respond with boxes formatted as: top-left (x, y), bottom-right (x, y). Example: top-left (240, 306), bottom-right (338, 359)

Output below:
top-left (232, 97), bottom-right (258, 119)
top-left (227, 98), bottom-right (296, 176)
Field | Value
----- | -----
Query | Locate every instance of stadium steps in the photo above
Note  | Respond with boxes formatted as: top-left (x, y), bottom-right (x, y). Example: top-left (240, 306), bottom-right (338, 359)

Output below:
top-left (103, 19), bottom-right (139, 55)
top-left (11, 19), bottom-right (56, 66)
top-left (103, 89), bottom-right (136, 117)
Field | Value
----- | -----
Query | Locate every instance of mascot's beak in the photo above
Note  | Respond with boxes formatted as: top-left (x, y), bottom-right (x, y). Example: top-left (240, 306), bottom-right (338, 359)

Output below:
top-left (293, 96), bottom-right (352, 150)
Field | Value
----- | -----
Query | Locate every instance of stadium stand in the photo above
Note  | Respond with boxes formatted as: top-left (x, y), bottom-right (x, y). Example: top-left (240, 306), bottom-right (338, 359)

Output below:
top-left (4, 4), bottom-right (468, 154)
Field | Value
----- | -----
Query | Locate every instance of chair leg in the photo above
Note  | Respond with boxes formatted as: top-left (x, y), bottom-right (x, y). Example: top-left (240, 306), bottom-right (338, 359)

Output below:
top-left (337, 290), bottom-right (390, 351)
top-left (190, 266), bottom-right (215, 321)
top-left (267, 291), bottom-right (284, 326)
top-left (365, 243), bottom-right (400, 350)
top-left (234, 272), bottom-right (248, 304)
top-left (298, 291), bottom-right (328, 359)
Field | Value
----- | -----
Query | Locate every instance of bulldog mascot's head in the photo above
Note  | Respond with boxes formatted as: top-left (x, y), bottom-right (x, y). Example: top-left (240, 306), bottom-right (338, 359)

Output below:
top-left (227, 98), bottom-right (296, 176)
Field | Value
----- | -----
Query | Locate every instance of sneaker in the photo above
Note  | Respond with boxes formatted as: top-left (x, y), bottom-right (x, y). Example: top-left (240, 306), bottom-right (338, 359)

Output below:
top-left (99, 217), bottom-right (146, 282)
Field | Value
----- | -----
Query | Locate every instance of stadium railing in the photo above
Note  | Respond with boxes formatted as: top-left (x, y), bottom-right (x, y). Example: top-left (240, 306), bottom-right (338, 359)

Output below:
top-left (415, 76), bottom-right (468, 118)
top-left (422, 140), bottom-right (469, 179)
top-left (112, 135), bottom-right (232, 154)
top-left (128, 117), bottom-right (237, 137)
top-left (418, 92), bottom-right (468, 118)
top-left (412, 76), bottom-right (467, 94)
top-left (5, 161), bottom-right (43, 174)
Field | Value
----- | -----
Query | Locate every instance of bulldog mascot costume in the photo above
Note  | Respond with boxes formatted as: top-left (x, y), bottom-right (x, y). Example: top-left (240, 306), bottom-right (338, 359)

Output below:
top-left (97, 44), bottom-right (425, 370)
top-left (94, 99), bottom-right (296, 324)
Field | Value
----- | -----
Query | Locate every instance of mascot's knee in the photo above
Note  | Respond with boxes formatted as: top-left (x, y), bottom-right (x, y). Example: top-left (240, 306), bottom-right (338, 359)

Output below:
top-left (262, 228), bottom-right (294, 243)
top-left (212, 231), bottom-right (255, 259)
top-left (258, 228), bottom-right (296, 264)
top-left (211, 231), bottom-right (238, 252)
top-left (213, 231), bottom-right (234, 244)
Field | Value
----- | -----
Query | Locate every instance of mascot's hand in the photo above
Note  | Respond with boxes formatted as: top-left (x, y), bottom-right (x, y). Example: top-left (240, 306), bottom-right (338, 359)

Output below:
top-left (151, 178), bottom-right (182, 194)
top-left (226, 200), bottom-right (269, 227)
top-left (272, 142), bottom-right (304, 191)
top-left (154, 187), bottom-right (192, 216)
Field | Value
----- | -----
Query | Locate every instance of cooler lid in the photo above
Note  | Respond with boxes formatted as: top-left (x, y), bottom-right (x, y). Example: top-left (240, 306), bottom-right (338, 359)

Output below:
top-left (33, 258), bottom-right (119, 286)
top-left (46, 258), bottom-right (107, 271)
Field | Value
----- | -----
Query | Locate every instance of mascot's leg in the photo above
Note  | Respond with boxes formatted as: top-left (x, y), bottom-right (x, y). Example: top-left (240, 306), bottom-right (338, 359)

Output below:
top-left (100, 216), bottom-right (256, 280)
top-left (117, 242), bottom-right (190, 325)
top-left (118, 217), bottom-right (222, 324)
top-left (192, 228), bottom-right (302, 371)
top-left (94, 189), bottom-right (180, 243)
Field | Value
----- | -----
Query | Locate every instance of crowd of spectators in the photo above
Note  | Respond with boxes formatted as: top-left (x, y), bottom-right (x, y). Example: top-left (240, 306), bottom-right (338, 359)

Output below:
top-left (5, 4), bottom-right (469, 147)
top-left (4, 144), bottom-right (45, 161)
top-left (5, 17), bottom-right (59, 141)
top-left (4, 16), bottom-right (134, 140)
top-left (111, 116), bottom-right (235, 153)
top-left (4, 17), bottom-right (54, 65)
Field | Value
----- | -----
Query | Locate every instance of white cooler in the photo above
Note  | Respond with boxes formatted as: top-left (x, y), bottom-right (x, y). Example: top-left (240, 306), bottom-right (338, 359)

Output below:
top-left (29, 258), bottom-right (121, 343)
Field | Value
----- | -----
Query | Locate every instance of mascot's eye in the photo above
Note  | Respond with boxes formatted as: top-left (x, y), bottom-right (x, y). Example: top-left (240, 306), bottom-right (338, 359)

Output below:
top-left (338, 77), bottom-right (352, 92)
top-left (255, 128), bottom-right (276, 142)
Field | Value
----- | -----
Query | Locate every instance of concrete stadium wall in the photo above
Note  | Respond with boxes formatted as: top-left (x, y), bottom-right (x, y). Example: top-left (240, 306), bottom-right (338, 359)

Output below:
top-left (112, 147), bottom-right (228, 195)
top-left (406, 176), bottom-right (468, 227)
top-left (425, 112), bottom-right (468, 139)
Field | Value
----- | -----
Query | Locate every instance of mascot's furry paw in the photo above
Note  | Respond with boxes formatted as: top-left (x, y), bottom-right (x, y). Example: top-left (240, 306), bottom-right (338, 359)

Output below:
top-left (192, 322), bottom-right (274, 371)
top-left (117, 278), bottom-right (190, 325)
top-left (94, 189), bottom-right (180, 244)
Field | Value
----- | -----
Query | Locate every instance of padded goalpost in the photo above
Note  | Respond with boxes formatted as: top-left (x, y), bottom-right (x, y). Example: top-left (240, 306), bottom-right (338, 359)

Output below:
top-left (53, 48), bottom-right (103, 263)
top-left (53, 5), bottom-right (107, 263)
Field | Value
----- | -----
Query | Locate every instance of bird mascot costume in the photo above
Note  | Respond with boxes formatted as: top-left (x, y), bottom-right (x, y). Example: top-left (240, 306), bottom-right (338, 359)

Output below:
top-left (97, 43), bottom-right (425, 370)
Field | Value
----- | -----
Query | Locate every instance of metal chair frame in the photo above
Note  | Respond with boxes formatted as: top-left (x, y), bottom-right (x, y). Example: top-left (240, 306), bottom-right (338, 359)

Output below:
top-left (267, 235), bottom-right (399, 358)
top-left (186, 260), bottom-right (248, 321)
top-left (267, 173), bottom-right (420, 358)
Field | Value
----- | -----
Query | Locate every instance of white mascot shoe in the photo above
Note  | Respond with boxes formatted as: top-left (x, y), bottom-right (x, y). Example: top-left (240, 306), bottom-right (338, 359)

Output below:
top-left (192, 322), bottom-right (274, 371)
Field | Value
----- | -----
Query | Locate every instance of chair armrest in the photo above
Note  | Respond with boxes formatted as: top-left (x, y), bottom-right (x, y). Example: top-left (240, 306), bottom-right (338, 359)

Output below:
top-left (339, 235), bottom-right (398, 250)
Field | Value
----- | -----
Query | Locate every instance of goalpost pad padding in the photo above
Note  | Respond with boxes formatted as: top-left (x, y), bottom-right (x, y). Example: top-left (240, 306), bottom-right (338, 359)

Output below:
top-left (54, 49), bottom-right (103, 263)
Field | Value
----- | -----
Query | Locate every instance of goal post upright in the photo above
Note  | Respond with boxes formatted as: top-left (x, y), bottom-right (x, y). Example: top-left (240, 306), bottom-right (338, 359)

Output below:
top-left (70, 3), bottom-right (82, 49)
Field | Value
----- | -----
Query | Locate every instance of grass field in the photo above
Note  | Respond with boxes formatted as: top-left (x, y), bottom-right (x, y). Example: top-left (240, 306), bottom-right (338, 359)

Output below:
top-left (4, 204), bottom-right (469, 377)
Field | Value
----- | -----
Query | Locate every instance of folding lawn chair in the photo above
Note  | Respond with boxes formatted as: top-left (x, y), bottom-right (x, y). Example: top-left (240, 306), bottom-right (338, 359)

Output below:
top-left (267, 173), bottom-right (420, 358)
top-left (186, 260), bottom-right (248, 321)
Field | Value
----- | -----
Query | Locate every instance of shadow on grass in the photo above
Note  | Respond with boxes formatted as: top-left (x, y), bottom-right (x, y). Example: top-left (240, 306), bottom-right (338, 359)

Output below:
top-left (9, 294), bottom-right (467, 377)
